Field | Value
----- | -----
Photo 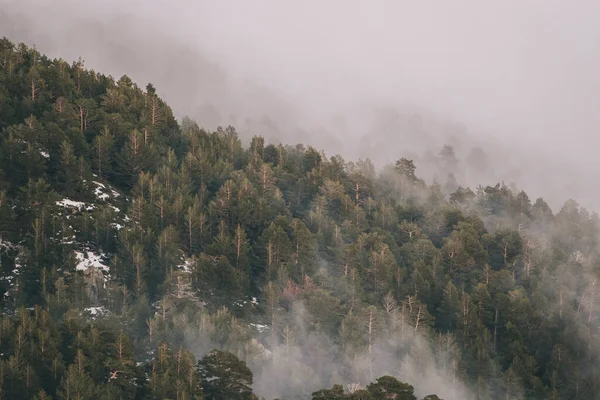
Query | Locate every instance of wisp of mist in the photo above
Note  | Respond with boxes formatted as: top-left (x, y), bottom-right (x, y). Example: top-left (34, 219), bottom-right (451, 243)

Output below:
top-left (2, 1), bottom-right (600, 399)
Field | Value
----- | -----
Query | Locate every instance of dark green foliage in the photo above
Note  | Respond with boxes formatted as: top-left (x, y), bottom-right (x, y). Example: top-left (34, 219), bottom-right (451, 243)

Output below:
top-left (312, 384), bottom-right (347, 400)
top-left (0, 37), bottom-right (598, 400)
top-left (197, 349), bottom-right (254, 400)
top-left (311, 378), bottom-right (441, 400)
top-left (366, 376), bottom-right (416, 400)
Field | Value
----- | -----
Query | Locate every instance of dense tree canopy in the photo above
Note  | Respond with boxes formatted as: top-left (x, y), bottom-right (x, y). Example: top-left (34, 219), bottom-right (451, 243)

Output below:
top-left (198, 349), bottom-right (255, 400)
top-left (0, 37), bottom-right (598, 400)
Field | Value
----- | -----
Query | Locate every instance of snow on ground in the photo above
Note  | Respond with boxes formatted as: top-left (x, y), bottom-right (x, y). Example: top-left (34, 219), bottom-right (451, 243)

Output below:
top-left (56, 199), bottom-right (85, 208)
top-left (85, 306), bottom-right (107, 315)
top-left (84, 306), bottom-right (108, 319)
top-left (14, 254), bottom-right (22, 271)
top-left (61, 234), bottom-right (76, 245)
top-left (0, 239), bottom-right (16, 250)
top-left (0, 275), bottom-right (14, 287)
top-left (56, 198), bottom-right (94, 211)
top-left (75, 250), bottom-right (110, 272)
top-left (0, 249), bottom-right (24, 297)
top-left (93, 181), bottom-right (120, 201)
top-left (177, 257), bottom-right (193, 273)
top-left (94, 187), bottom-right (109, 200)
top-left (249, 323), bottom-right (269, 333)
top-left (39, 150), bottom-right (49, 159)
top-left (234, 297), bottom-right (260, 308)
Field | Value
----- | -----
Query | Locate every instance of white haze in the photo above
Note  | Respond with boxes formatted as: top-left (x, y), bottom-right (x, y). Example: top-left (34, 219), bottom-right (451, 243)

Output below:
top-left (247, 301), bottom-right (480, 400)
top-left (183, 297), bottom-right (486, 400)
top-left (3, 0), bottom-right (600, 212)
top-left (2, 1), bottom-right (600, 398)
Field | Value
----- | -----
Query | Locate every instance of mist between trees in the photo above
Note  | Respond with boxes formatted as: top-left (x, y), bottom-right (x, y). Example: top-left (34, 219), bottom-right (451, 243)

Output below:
top-left (2, 0), bottom-right (600, 213)
top-left (0, 18), bottom-right (598, 400)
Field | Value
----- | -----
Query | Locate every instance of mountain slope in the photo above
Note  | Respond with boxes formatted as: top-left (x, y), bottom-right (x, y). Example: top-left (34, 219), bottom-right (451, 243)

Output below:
top-left (0, 38), bottom-right (598, 400)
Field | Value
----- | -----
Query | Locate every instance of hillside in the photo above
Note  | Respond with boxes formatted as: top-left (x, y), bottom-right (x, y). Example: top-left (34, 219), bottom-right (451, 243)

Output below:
top-left (0, 38), bottom-right (598, 400)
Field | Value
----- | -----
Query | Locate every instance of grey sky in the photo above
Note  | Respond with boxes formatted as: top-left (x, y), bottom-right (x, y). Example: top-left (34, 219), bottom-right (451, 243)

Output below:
top-left (152, 0), bottom-right (600, 153)
top-left (2, 0), bottom-right (600, 210)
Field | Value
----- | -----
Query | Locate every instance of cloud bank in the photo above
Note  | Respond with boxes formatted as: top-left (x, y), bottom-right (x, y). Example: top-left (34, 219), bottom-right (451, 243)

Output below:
top-left (2, 0), bottom-right (600, 208)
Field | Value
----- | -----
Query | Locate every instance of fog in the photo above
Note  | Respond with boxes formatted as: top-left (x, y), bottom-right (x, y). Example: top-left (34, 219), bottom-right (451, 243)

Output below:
top-left (3, 0), bottom-right (600, 211)
top-left (245, 301), bottom-right (481, 400)
top-left (182, 293), bottom-right (487, 400)
top-left (3, 3), bottom-right (600, 397)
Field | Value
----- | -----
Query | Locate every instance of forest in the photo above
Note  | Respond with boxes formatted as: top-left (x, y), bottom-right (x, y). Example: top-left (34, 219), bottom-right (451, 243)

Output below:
top-left (0, 37), bottom-right (598, 399)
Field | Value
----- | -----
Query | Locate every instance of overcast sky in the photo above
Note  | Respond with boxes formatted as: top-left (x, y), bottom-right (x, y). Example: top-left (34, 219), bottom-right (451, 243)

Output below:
top-left (142, 0), bottom-right (600, 157)
top-left (2, 0), bottom-right (600, 210)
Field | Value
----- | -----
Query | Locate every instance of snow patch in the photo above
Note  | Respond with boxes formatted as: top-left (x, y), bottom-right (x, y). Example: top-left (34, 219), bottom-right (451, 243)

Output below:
top-left (40, 150), bottom-right (49, 159)
top-left (57, 199), bottom-right (85, 208)
top-left (84, 306), bottom-right (108, 319)
top-left (61, 235), bottom-right (76, 245)
top-left (178, 258), bottom-right (193, 273)
top-left (249, 323), bottom-right (269, 333)
top-left (0, 239), bottom-right (16, 251)
top-left (56, 199), bottom-right (94, 211)
top-left (14, 254), bottom-right (22, 271)
top-left (93, 181), bottom-right (120, 200)
top-left (75, 250), bottom-right (109, 272)
top-left (234, 297), bottom-right (260, 308)
top-left (94, 189), bottom-right (109, 201)
top-left (0, 275), bottom-right (14, 285)
top-left (0, 249), bottom-right (24, 297)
